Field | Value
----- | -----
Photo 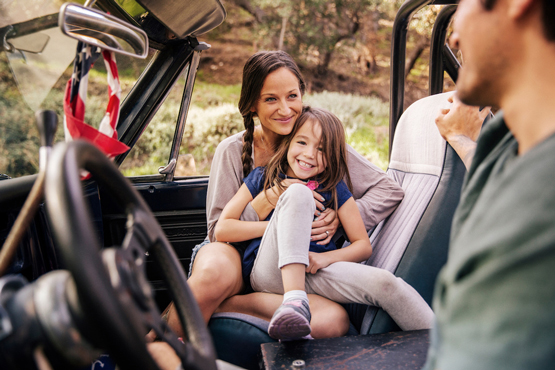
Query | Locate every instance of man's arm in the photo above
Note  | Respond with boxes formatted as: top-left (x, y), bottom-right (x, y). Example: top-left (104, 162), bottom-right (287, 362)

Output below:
top-left (435, 93), bottom-right (491, 170)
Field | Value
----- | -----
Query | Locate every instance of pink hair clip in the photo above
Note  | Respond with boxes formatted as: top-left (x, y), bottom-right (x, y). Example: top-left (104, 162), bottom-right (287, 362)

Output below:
top-left (306, 180), bottom-right (319, 191)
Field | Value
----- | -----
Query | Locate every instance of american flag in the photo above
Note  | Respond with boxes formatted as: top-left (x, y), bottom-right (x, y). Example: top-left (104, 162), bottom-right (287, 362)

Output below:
top-left (63, 41), bottom-right (129, 158)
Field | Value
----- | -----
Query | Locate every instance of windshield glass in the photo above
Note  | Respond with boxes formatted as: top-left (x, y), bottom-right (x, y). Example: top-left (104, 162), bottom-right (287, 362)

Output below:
top-left (0, 0), bottom-right (153, 178)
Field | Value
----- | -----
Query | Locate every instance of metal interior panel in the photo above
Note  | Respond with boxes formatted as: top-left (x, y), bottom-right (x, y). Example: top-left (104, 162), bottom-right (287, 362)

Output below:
top-left (137, 0), bottom-right (226, 38)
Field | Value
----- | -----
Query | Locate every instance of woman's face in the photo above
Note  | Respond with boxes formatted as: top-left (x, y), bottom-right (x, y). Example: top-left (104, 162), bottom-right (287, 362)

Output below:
top-left (251, 67), bottom-right (303, 137)
top-left (286, 119), bottom-right (326, 180)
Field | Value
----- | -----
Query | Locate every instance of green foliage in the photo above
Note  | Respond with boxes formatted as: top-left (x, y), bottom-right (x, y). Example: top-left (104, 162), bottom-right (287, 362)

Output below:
top-left (250, 0), bottom-right (405, 71)
top-left (111, 87), bottom-right (392, 177)
top-left (192, 83), bottom-right (241, 108)
top-left (305, 91), bottom-right (389, 169)
top-left (183, 104), bottom-right (244, 174)
top-left (256, 0), bottom-right (375, 69)
top-left (0, 54), bottom-right (39, 176)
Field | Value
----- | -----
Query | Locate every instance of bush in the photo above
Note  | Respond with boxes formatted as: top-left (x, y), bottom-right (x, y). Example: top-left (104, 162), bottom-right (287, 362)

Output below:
top-left (114, 89), bottom-right (391, 176)
top-left (304, 91), bottom-right (389, 169)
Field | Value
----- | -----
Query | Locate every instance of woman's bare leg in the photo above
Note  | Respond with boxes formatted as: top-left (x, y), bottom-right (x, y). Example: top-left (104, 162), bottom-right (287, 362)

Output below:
top-left (216, 292), bottom-right (350, 339)
top-left (166, 242), bottom-right (244, 336)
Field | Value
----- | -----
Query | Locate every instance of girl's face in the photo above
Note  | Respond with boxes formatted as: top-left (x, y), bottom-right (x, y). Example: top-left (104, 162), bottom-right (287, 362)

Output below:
top-left (285, 119), bottom-right (327, 180)
top-left (251, 67), bottom-right (303, 137)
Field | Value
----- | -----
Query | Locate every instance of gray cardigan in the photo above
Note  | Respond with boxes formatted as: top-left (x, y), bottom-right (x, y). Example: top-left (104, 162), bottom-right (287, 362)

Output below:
top-left (206, 131), bottom-right (404, 243)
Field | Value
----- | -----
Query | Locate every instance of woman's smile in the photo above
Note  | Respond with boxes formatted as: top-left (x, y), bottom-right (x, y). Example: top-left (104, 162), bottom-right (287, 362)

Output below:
top-left (252, 67), bottom-right (303, 138)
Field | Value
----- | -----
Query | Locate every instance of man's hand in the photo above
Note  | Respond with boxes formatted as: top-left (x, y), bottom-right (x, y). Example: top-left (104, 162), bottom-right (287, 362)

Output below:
top-left (436, 93), bottom-right (490, 142)
top-left (436, 93), bottom-right (491, 169)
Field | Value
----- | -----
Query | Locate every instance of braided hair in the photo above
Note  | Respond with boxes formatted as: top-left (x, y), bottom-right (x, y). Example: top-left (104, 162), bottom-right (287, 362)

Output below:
top-left (238, 51), bottom-right (306, 178)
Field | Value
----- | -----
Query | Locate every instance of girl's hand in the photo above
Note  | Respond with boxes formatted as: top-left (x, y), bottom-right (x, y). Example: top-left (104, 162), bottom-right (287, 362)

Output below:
top-left (266, 178), bottom-right (305, 205)
top-left (311, 208), bottom-right (340, 245)
top-left (306, 252), bottom-right (334, 274)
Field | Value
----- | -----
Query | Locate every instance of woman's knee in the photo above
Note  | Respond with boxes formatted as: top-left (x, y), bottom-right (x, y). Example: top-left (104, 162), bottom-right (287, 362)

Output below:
top-left (308, 294), bottom-right (350, 338)
top-left (189, 242), bottom-right (243, 293)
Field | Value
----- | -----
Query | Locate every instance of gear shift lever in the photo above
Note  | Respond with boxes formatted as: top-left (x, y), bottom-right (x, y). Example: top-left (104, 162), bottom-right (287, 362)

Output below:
top-left (0, 110), bottom-right (58, 275)
top-left (35, 110), bottom-right (58, 171)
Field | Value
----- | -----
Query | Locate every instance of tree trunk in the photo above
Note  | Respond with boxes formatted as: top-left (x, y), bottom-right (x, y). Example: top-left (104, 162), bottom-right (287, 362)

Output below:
top-left (405, 38), bottom-right (429, 78)
top-left (318, 50), bottom-right (334, 75)
top-left (278, 17), bottom-right (287, 50)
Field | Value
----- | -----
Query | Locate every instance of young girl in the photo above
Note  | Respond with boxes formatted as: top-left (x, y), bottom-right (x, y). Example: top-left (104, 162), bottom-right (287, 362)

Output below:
top-left (215, 107), bottom-right (433, 340)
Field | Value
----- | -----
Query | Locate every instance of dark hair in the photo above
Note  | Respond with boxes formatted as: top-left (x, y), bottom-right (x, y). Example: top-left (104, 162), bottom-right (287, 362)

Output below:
top-left (481, 0), bottom-right (555, 41)
top-left (238, 51), bottom-right (306, 178)
top-left (263, 106), bottom-right (352, 214)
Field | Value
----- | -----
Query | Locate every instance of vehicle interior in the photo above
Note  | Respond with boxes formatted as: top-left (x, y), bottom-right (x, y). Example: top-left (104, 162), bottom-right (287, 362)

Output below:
top-left (0, 0), bottom-right (465, 369)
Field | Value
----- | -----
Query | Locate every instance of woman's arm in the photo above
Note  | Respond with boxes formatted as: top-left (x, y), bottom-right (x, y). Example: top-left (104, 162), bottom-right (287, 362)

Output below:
top-left (206, 133), bottom-right (260, 242)
top-left (306, 198), bottom-right (372, 274)
top-left (346, 146), bottom-right (404, 230)
top-left (214, 184), bottom-right (269, 243)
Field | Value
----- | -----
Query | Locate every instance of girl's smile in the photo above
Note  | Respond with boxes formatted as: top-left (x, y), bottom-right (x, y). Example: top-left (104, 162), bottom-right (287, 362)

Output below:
top-left (286, 119), bottom-right (327, 180)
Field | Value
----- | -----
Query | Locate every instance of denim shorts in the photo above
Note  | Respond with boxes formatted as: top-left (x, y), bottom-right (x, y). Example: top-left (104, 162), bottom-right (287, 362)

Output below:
top-left (188, 238), bottom-right (210, 277)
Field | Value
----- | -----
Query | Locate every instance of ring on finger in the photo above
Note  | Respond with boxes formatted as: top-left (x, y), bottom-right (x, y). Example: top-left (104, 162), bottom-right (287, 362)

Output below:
top-left (325, 230), bottom-right (329, 236)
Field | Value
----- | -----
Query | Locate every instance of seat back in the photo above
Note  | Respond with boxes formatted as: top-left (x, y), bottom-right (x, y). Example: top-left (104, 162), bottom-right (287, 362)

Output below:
top-left (346, 92), bottom-right (467, 334)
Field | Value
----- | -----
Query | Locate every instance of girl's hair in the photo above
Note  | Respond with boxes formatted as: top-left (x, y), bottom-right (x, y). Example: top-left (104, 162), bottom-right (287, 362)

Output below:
top-left (263, 106), bottom-right (353, 213)
top-left (238, 51), bottom-right (306, 178)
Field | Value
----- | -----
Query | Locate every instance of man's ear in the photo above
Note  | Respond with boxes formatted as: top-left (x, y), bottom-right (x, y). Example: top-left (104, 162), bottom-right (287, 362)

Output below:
top-left (508, 0), bottom-right (537, 19)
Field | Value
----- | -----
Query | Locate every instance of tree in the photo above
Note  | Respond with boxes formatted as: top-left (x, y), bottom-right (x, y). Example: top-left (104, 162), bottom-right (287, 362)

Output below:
top-left (251, 0), bottom-right (400, 75)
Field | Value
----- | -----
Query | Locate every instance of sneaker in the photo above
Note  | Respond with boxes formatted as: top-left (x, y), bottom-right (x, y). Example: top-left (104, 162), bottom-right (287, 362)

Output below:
top-left (268, 299), bottom-right (312, 340)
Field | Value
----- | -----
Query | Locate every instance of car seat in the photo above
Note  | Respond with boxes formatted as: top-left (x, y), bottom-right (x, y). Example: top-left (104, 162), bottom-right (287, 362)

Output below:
top-left (346, 91), bottom-right (466, 334)
top-left (208, 92), bottom-right (467, 368)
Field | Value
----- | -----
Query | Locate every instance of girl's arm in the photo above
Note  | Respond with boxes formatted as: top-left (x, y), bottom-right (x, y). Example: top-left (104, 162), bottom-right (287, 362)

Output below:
top-left (306, 197), bottom-right (372, 274)
top-left (214, 184), bottom-right (269, 243)
top-left (251, 178), bottom-right (309, 220)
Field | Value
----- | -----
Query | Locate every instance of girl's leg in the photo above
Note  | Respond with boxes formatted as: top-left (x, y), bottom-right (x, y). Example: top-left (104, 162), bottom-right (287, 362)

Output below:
top-left (249, 184), bottom-right (316, 339)
top-left (166, 241), bottom-right (244, 336)
top-left (250, 184), bottom-right (315, 293)
top-left (305, 262), bottom-right (434, 331)
top-left (216, 292), bottom-right (350, 338)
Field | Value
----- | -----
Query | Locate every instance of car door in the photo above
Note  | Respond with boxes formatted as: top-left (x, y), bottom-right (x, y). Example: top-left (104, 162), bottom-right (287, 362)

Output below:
top-left (99, 41), bottom-right (212, 308)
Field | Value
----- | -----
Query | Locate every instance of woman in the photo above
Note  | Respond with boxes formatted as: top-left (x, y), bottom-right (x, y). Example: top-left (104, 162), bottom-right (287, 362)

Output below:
top-left (167, 51), bottom-right (404, 338)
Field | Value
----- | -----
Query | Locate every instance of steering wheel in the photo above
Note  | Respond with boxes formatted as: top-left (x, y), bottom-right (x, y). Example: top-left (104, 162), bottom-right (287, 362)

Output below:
top-left (44, 140), bottom-right (217, 370)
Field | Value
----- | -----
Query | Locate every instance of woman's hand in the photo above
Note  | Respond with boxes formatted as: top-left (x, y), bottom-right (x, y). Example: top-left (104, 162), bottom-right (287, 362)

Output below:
top-left (311, 208), bottom-right (340, 245)
top-left (306, 251), bottom-right (334, 274)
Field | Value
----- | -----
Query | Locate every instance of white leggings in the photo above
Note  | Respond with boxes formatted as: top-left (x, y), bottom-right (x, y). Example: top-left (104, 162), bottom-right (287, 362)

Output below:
top-left (250, 184), bottom-right (434, 331)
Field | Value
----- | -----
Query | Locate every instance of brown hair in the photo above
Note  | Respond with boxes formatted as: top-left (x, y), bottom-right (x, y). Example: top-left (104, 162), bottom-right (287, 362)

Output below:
top-left (262, 106), bottom-right (352, 213)
top-left (481, 0), bottom-right (555, 41)
top-left (238, 51), bottom-right (306, 178)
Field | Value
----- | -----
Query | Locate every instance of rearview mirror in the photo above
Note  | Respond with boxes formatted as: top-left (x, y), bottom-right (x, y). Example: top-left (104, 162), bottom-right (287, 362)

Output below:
top-left (59, 3), bottom-right (148, 59)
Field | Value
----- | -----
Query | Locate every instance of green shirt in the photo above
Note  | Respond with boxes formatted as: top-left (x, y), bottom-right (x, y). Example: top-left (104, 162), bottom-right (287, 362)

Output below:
top-left (425, 112), bottom-right (555, 369)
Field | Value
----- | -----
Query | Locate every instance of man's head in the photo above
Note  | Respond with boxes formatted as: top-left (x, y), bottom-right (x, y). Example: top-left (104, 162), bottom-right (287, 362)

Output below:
top-left (481, 0), bottom-right (555, 41)
top-left (452, 0), bottom-right (555, 107)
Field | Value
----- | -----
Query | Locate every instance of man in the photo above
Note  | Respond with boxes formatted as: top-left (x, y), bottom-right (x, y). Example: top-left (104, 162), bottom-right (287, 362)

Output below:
top-left (424, 0), bottom-right (555, 369)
